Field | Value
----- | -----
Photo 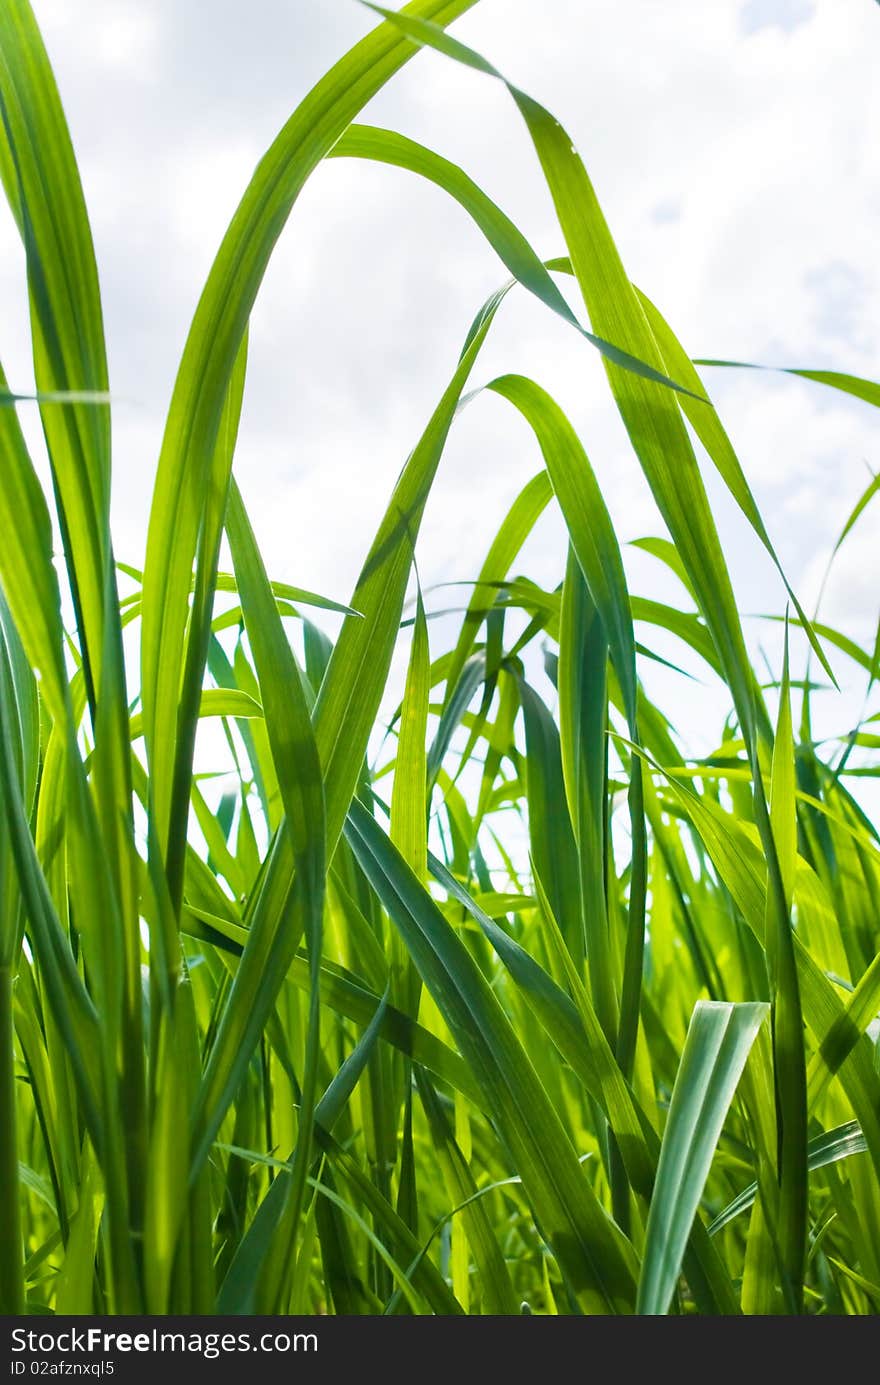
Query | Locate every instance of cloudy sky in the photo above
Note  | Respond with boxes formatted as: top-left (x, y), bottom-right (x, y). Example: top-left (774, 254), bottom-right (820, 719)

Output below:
top-left (2, 0), bottom-right (878, 771)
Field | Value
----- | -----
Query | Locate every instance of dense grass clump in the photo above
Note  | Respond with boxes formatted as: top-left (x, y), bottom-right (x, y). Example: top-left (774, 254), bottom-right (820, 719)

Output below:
top-left (1, 0), bottom-right (878, 1316)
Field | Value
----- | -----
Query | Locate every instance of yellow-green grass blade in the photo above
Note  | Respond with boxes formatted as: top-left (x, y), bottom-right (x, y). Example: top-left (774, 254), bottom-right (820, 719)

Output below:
top-left (486, 373), bottom-right (647, 1069)
top-left (630, 536), bottom-right (698, 606)
top-left (162, 337), bottom-right (247, 912)
top-left (212, 571), bottom-right (359, 617)
top-left (391, 590), bottom-right (430, 888)
top-left (0, 587), bottom-right (39, 960)
top-left (142, 989), bottom-right (193, 1313)
top-left (225, 481), bottom-right (326, 1310)
top-left (128, 689), bottom-right (262, 744)
top-left (139, 0), bottom-right (481, 858)
top-left (828, 469), bottom-right (880, 560)
top-left (487, 376), bottom-right (637, 725)
top-left (389, 584), bottom-right (429, 1180)
top-left (636, 1000), bottom-right (767, 1315)
top-left (54, 1156), bottom-right (102, 1316)
top-left (808, 948), bottom-right (880, 1111)
top-left (442, 471), bottom-right (552, 714)
top-left (0, 366), bottom-right (69, 728)
top-left (330, 123), bottom-right (696, 395)
top-left (0, 0), bottom-right (113, 716)
top-left (315, 288), bottom-right (505, 852)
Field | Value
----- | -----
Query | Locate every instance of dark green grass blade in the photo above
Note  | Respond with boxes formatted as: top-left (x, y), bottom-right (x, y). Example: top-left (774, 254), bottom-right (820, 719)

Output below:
top-left (345, 800), bottom-right (638, 1314)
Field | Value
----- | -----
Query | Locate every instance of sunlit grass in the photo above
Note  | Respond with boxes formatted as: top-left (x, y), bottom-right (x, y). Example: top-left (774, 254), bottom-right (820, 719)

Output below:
top-left (1, 0), bottom-right (878, 1316)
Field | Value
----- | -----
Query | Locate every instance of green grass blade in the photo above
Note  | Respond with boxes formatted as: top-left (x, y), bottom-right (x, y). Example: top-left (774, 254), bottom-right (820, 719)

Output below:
top-left (139, 0), bottom-right (480, 856)
top-left (634, 288), bottom-right (836, 687)
top-left (0, 0), bottom-right (112, 715)
top-left (710, 1122), bottom-right (868, 1236)
top-left (195, 484), bottom-right (325, 1202)
top-left (331, 122), bottom-right (694, 395)
top-left (345, 799), bottom-right (639, 1314)
top-left (694, 360), bottom-right (880, 409)
top-left (0, 367), bottom-right (69, 727)
top-left (416, 1068), bottom-right (519, 1313)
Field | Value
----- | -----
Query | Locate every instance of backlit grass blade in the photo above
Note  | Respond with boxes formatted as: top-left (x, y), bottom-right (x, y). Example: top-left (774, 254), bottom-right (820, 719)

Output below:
top-left (162, 338), bottom-right (247, 913)
top-left (0, 0), bottom-right (112, 716)
top-left (330, 124), bottom-right (695, 394)
top-left (315, 288), bottom-right (506, 852)
top-left (828, 469), bottom-right (880, 559)
top-left (390, 585), bottom-right (429, 1110)
top-left (694, 360), bottom-right (880, 409)
top-left (442, 470), bottom-right (552, 712)
top-left (0, 366), bottom-right (69, 726)
top-left (487, 376), bottom-right (637, 723)
top-left (636, 1000), bottom-right (767, 1315)
top-left (139, 0), bottom-right (481, 859)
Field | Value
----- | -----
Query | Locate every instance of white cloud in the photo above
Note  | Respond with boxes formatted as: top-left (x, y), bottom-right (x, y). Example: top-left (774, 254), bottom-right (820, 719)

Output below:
top-left (95, 6), bottom-right (160, 74)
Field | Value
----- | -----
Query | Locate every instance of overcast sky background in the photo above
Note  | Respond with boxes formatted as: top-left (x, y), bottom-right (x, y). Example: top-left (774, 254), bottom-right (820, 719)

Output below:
top-left (2, 0), bottom-right (878, 785)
